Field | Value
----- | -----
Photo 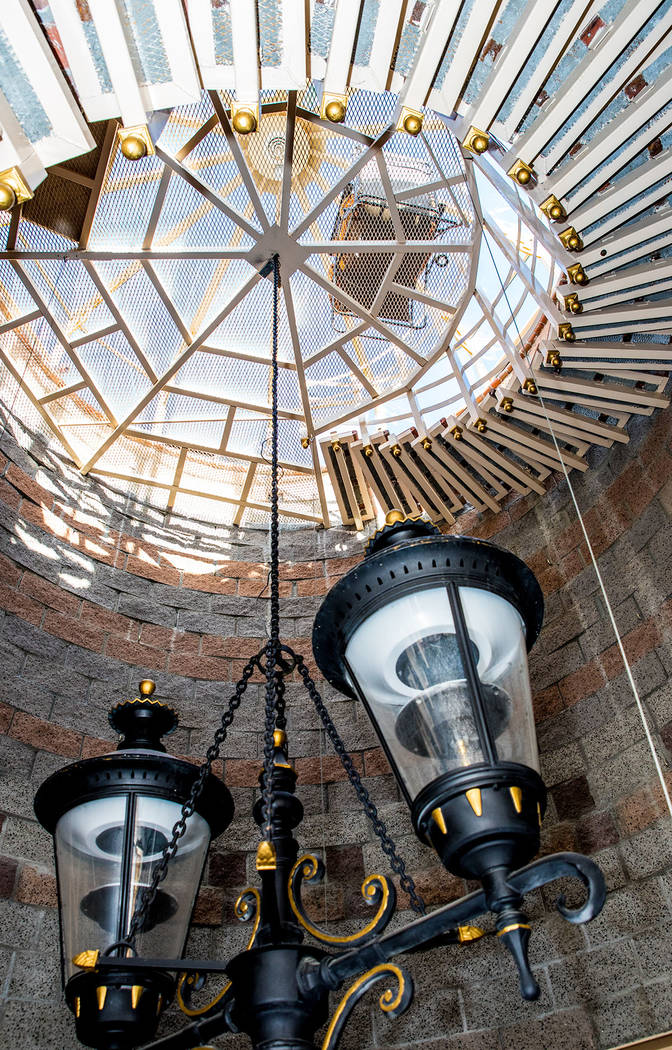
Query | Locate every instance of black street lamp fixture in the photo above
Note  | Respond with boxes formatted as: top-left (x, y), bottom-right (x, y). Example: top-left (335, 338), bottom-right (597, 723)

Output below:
top-left (34, 260), bottom-right (606, 1050)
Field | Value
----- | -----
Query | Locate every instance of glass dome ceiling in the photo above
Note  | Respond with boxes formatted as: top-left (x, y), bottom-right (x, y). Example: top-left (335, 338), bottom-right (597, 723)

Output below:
top-left (0, 88), bottom-right (557, 526)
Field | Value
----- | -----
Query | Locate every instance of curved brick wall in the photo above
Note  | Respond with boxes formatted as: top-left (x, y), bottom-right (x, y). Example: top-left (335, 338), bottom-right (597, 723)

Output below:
top-left (1, 407), bottom-right (672, 1050)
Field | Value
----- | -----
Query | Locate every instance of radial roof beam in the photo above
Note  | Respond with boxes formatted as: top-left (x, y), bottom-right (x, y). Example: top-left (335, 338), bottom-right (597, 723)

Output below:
top-left (570, 299), bottom-right (672, 335)
top-left (0, 0), bottom-right (94, 169)
top-left (321, 0), bottom-right (362, 117)
top-left (396, 0), bottom-right (461, 123)
top-left (512, 0), bottom-right (668, 168)
top-left (429, 1), bottom-right (500, 117)
top-left (86, 0), bottom-right (149, 129)
top-left (464, 0), bottom-right (562, 134)
top-left (350, 0), bottom-right (404, 92)
top-left (578, 259), bottom-right (672, 304)
top-left (0, 107), bottom-right (46, 195)
top-left (581, 205), bottom-right (672, 273)
top-left (553, 66), bottom-right (672, 207)
top-left (572, 148), bottom-right (672, 243)
top-left (496, 0), bottom-right (601, 143)
top-left (230, 0), bottom-right (259, 124)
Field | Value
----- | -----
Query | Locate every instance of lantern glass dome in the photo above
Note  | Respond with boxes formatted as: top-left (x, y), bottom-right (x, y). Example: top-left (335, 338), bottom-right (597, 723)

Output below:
top-left (56, 795), bottom-right (210, 980)
top-left (344, 584), bottom-right (539, 802)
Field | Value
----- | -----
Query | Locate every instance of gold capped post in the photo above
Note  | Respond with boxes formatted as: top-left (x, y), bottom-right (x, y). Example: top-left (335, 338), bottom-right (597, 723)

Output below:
top-left (232, 108), bottom-right (258, 135)
top-left (559, 227), bottom-right (583, 252)
top-left (321, 94), bottom-right (347, 123)
top-left (568, 262), bottom-right (589, 286)
top-left (385, 509), bottom-right (406, 526)
top-left (507, 159), bottom-right (536, 187)
top-left (0, 182), bottom-right (16, 211)
top-left (522, 378), bottom-right (537, 396)
top-left (540, 194), bottom-right (566, 223)
top-left (463, 126), bottom-right (490, 154)
top-left (0, 166), bottom-right (33, 209)
top-left (500, 396), bottom-right (514, 413)
top-left (558, 322), bottom-right (575, 342)
top-left (118, 124), bottom-right (155, 160)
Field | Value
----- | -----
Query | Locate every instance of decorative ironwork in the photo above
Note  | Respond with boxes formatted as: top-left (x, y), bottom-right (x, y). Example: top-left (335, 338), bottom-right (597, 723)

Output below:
top-left (321, 963), bottom-right (413, 1050)
top-left (288, 855), bottom-right (396, 946)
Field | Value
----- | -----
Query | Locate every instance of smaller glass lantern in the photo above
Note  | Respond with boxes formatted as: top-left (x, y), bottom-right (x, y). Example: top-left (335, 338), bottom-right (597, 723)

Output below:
top-left (312, 515), bottom-right (546, 888)
top-left (34, 682), bottom-right (234, 1050)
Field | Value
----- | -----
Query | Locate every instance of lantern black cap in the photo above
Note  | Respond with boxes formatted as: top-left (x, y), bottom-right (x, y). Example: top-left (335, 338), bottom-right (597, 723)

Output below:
top-left (365, 510), bottom-right (440, 556)
top-left (109, 680), bottom-right (177, 752)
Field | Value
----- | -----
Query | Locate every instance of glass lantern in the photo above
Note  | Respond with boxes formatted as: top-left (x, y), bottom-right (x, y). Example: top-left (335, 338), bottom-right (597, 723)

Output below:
top-left (312, 515), bottom-right (547, 886)
top-left (34, 682), bottom-right (234, 1050)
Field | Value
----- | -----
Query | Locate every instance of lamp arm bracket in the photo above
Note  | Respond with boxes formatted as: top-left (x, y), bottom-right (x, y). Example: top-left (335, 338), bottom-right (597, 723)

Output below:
top-left (320, 851), bottom-right (605, 989)
top-left (288, 854), bottom-right (397, 947)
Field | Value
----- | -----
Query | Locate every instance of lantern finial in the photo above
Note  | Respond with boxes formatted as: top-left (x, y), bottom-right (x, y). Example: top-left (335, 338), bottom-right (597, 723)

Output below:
top-left (366, 513), bottom-right (440, 557)
top-left (109, 691), bottom-right (177, 752)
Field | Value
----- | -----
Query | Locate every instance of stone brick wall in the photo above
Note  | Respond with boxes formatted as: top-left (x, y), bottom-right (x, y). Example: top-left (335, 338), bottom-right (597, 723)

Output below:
top-left (1, 406), bottom-right (672, 1050)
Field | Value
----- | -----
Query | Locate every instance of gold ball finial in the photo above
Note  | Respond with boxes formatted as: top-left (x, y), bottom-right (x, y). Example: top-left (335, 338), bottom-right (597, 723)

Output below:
top-left (472, 134), bottom-right (489, 154)
top-left (0, 182), bottom-right (16, 211)
top-left (570, 299), bottom-right (582, 314)
top-left (403, 113), bottom-right (423, 136)
top-left (139, 679), bottom-right (156, 697)
top-left (564, 328), bottom-right (576, 342)
top-left (232, 109), bottom-right (257, 135)
top-left (385, 509), bottom-right (406, 526)
top-left (325, 99), bottom-right (346, 123)
top-left (575, 269), bottom-right (588, 285)
top-left (568, 234), bottom-right (581, 251)
top-left (120, 135), bottom-right (147, 161)
top-left (516, 168), bottom-right (532, 185)
top-left (549, 203), bottom-right (564, 221)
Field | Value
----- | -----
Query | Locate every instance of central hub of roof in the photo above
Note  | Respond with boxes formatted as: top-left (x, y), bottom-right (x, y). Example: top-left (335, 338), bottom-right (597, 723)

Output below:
top-left (245, 224), bottom-right (311, 280)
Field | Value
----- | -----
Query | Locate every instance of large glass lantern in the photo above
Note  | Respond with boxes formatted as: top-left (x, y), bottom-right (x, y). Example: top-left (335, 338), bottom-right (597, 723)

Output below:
top-left (34, 682), bottom-right (234, 1050)
top-left (313, 514), bottom-right (546, 888)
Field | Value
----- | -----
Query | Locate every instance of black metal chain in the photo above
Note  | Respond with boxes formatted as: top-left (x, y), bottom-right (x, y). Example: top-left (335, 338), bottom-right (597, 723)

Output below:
top-left (294, 656), bottom-right (427, 915)
top-left (120, 659), bottom-right (258, 949)
top-left (260, 255), bottom-right (281, 840)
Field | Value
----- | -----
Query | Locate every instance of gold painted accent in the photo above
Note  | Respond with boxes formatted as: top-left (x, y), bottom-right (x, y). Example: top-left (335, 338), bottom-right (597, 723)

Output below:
top-left (462, 126), bottom-right (490, 155)
top-left (273, 728), bottom-right (287, 748)
top-left (450, 425), bottom-right (463, 440)
top-left (509, 786), bottom-right (523, 813)
top-left (564, 292), bottom-right (583, 314)
top-left (131, 986), bottom-right (144, 1010)
top-left (74, 998), bottom-right (81, 1018)
top-left (547, 349), bottom-right (562, 369)
top-left (559, 226), bottom-right (583, 252)
top-left (118, 124), bottom-right (155, 160)
top-left (331, 439), bottom-right (342, 453)
top-left (256, 839), bottom-right (277, 871)
top-left (567, 262), bottom-right (589, 286)
top-left (363, 444), bottom-right (374, 456)
top-left (139, 679), bottom-right (156, 697)
top-left (300, 436), bottom-right (310, 449)
top-left (507, 158), bottom-right (535, 186)
top-left (232, 107), bottom-right (258, 135)
top-left (0, 166), bottom-right (33, 209)
top-left (156, 995), bottom-right (163, 1016)
top-left (540, 194), bottom-right (566, 222)
top-left (421, 436), bottom-right (432, 450)
top-left (537, 801), bottom-right (543, 827)
top-left (558, 322), bottom-right (575, 342)
top-left (458, 925), bottom-right (486, 942)
top-left (321, 964), bottom-right (407, 1050)
top-left (497, 923), bottom-right (531, 937)
top-left (500, 396), bottom-right (514, 413)
top-left (96, 986), bottom-right (107, 1011)
top-left (396, 106), bottom-right (423, 135)
top-left (522, 378), bottom-right (537, 395)
top-left (391, 444), bottom-right (402, 457)
top-left (465, 788), bottom-right (483, 816)
top-left (473, 418), bottom-right (486, 432)
top-left (385, 509), bottom-right (405, 525)
top-left (431, 807), bottom-right (448, 834)
top-left (289, 855), bottom-right (393, 945)
top-left (72, 950), bottom-right (100, 971)
top-left (321, 93), bottom-right (347, 123)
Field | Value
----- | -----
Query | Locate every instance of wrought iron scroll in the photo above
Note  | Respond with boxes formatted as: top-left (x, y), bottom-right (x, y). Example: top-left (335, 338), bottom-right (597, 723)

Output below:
top-left (288, 853), bottom-right (396, 946)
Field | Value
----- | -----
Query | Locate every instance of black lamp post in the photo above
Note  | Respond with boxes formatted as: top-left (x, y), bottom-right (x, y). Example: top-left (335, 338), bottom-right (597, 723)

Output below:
top-left (34, 682), bottom-right (233, 1050)
top-left (33, 257), bottom-right (607, 1050)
